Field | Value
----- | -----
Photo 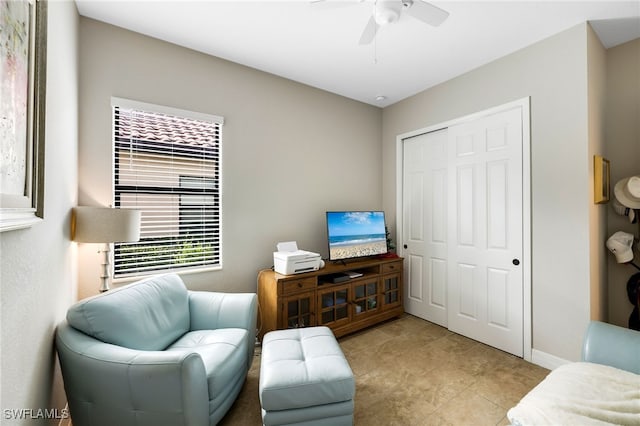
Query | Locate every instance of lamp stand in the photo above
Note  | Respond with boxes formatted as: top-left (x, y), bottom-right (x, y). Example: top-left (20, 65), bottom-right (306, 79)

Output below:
top-left (98, 242), bottom-right (113, 292)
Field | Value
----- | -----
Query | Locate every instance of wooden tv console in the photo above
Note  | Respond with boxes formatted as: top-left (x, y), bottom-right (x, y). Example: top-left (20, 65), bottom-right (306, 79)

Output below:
top-left (257, 256), bottom-right (403, 341)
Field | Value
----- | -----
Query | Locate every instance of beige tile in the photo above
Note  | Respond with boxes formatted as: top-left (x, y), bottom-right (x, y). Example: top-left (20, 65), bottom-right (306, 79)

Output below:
top-left (427, 332), bottom-right (480, 355)
top-left (496, 415), bottom-right (512, 425)
top-left (378, 315), bottom-right (450, 341)
top-left (391, 343), bottom-right (450, 374)
top-left (435, 388), bottom-right (506, 426)
top-left (510, 359), bottom-right (550, 382)
top-left (352, 372), bottom-right (393, 413)
top-left (345, 344), bottom-right (388, 375)
top-left (471, 364), bottom-right (546, 410)
top-left (339, 326), bottom-right (394, 355)
top-left (393, 371), bottom-right (467, 410)
top-left (221, 315), bottom-right (543, 425)
top-left (355, 385), bottom-right (439, 426)
top-left (434, 347), bottom-right (493, 377)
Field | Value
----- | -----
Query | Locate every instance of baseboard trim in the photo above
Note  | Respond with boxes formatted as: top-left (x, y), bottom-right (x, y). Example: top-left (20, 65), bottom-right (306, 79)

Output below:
top-left (531, 349), bottom-right (571, 370)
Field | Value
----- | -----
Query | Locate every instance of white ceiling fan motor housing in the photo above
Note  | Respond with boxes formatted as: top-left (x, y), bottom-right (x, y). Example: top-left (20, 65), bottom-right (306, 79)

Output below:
top-left (375, 1), bottom-right (403, 26)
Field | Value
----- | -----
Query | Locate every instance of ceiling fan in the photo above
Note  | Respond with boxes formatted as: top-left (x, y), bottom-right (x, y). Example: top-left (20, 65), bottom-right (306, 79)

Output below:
top-left (312, 0), bottom-right (450, 45)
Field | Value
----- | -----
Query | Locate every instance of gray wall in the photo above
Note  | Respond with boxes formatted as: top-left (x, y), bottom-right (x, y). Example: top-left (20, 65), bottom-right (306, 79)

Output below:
top-left (382, 23), bottom-right (601, 363)
top-left (0, 1), bottom-right (79, 423)
top-left (606, 38), bottom-right (640, 327)
top-left (77, 18), bottom-right (383, 299)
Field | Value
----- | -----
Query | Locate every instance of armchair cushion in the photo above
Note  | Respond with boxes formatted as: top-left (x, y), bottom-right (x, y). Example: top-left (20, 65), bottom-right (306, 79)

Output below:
top-left (66, 274), bottom-right (189, 350)
top-left (166, 328), bottom-right (249, 404)
top-left (189, 291), bottom-right (258, 369)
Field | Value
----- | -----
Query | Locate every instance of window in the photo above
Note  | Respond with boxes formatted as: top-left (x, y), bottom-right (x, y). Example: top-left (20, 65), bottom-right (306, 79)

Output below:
top-left (112, 98), bottom-right (223, 277)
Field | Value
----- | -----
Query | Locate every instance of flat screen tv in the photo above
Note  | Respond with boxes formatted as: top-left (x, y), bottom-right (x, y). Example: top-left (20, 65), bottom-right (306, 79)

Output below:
top-left (326, 211), bottom-right (388, 261)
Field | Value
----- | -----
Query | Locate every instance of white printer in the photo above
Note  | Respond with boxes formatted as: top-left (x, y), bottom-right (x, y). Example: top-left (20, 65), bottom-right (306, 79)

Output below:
top-left (273, 241), bottom-right (322, 275)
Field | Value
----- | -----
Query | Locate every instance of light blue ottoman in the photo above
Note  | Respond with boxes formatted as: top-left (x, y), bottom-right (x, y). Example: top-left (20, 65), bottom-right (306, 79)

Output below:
top-left (259, 326), bottom-right (355, 426)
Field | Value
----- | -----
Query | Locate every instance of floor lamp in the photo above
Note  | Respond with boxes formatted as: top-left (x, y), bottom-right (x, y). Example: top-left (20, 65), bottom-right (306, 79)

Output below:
top-left (72, 207), bottom-right (141, 292)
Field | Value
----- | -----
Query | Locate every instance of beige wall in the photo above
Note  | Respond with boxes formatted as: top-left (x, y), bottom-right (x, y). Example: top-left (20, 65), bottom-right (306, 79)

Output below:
top-left (606, 38), bottom-right (640, 327)
top-left (587, 25), bottom-right (608, 322)
top-left (77, 18), bottom-right (382, 299)
top-left (382, 23), bottom-right (594, 363)
top-left (0, 1), bottom-right (79, 423)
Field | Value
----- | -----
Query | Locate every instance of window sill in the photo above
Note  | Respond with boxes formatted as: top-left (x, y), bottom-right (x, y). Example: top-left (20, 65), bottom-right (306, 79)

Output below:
top-left (113, 265), bottom-right (223, 286)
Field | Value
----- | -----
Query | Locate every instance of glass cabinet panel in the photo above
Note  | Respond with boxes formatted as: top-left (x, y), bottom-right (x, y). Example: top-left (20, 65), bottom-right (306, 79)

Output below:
top-left (353, 278), bottom-right (380, 318)
top-left (317, 284), bottom-right (350, 327)
top-left (322, 292), bottom-right (335, 308)
top-left (382, 274), bottom-right (401, 310)
top-left (284, 293), bottom-right (314, 329)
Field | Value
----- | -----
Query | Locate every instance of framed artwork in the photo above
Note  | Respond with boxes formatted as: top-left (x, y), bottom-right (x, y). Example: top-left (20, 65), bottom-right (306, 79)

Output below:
top-left (594, 155), bottom-right (610, 204)
top-left (0, 0), bottom-right (47, 232)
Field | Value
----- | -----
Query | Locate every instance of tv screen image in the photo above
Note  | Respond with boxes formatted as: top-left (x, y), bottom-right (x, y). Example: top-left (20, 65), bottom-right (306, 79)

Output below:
top-left (326, 211), bottom-right (388, 261)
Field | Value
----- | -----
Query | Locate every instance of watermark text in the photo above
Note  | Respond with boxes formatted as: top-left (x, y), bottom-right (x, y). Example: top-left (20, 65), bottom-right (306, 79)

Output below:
top-left (3, 408), bottom-right (69, 420)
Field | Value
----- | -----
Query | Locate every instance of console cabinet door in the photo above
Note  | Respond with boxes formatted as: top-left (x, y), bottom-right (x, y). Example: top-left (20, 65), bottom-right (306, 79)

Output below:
top-left (352, 277), bottom-right (381, 321)
top-left (382, 272), bottom-right (402, 311)
top-left (317, 284), bottom-right (351, 328)
top-left (281, 291), bottom-right (316, 329)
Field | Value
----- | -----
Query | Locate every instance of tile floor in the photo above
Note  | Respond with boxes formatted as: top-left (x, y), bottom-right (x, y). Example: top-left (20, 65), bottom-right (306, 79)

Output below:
top-left (220, 314), bottom-right (549, 425)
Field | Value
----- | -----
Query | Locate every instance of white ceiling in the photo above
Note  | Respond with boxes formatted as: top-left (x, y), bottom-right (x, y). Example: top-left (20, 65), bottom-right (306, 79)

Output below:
top-left (75, 0), bottom-right (640, 107)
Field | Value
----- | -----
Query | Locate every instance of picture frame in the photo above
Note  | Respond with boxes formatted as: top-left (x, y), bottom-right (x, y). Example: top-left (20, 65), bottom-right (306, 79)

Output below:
top-left (0, 0), bottom-right (47, 232)
top-left (594, 155), bottom-right (610, 204)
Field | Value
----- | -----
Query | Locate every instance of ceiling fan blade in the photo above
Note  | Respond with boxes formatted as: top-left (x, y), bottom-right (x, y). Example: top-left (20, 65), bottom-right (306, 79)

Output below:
top-left (405, 0), bottom-right (449, 27)
top-left (359, 15), bottom-right (378, 45)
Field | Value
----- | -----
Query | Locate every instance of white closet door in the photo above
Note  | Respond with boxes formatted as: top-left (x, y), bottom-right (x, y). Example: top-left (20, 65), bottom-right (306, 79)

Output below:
top-left (402, 129), bottom-right (448, 327)
top-left (401, 105), bottom-right (525, 357)
top-left (447, 106), bottom-right (524, 357)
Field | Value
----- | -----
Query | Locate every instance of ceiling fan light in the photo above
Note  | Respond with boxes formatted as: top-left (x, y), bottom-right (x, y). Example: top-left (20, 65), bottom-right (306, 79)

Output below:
top-left (374, 1), bottom-right (401, 26)
top-left (375, 9), bottom-right (399, 25)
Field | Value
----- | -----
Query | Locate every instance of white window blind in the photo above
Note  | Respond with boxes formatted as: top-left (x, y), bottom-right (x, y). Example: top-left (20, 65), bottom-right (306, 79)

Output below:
top-left (112, 99), bottom-right (223, 276)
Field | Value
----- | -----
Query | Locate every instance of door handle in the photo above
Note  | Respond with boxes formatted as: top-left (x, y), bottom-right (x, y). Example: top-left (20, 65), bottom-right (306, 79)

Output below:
top-left (404, 244), bottom-right (408, 249)
top-left (512, 259), bottom-right (520, 266)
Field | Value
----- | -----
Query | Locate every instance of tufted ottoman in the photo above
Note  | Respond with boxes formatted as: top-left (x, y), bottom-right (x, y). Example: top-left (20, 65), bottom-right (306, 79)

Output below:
top-left (259, 326), bottom-right (355, 426)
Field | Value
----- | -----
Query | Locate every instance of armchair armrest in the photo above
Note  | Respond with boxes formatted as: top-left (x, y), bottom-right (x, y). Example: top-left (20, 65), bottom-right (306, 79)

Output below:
top-left (56, 323), bottom-right (209, 426)
top-left (582, 320), bottom-right (640, 374)
top-left (188, 291), bottom-right (257, 331)
top-left (188, 291), bottom-right (258, 368)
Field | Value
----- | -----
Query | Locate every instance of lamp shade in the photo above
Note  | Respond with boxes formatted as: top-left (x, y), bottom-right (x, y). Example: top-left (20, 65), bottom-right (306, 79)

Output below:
top-left (72, 207), bottom-right (141, 243)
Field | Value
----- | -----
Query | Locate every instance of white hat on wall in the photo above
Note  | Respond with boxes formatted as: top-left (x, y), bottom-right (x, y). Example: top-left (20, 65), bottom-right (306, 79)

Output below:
top-left (612, 198), bottom-right (637, 223)
top-left (614, 175), bottom-right (640, 209)
top-left (606, 231), bottom-right (635, 263)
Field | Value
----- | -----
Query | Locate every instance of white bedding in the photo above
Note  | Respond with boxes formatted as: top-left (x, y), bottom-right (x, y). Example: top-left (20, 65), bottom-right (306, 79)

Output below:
top-left (507, 362), bottom-right (640, 426)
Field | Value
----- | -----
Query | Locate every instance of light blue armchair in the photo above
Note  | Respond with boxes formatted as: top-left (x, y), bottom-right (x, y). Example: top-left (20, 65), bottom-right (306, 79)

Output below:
top-left (581, 320), bottom-right (640, 374)
top-left (56, 274), bottom-right (257, 426)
